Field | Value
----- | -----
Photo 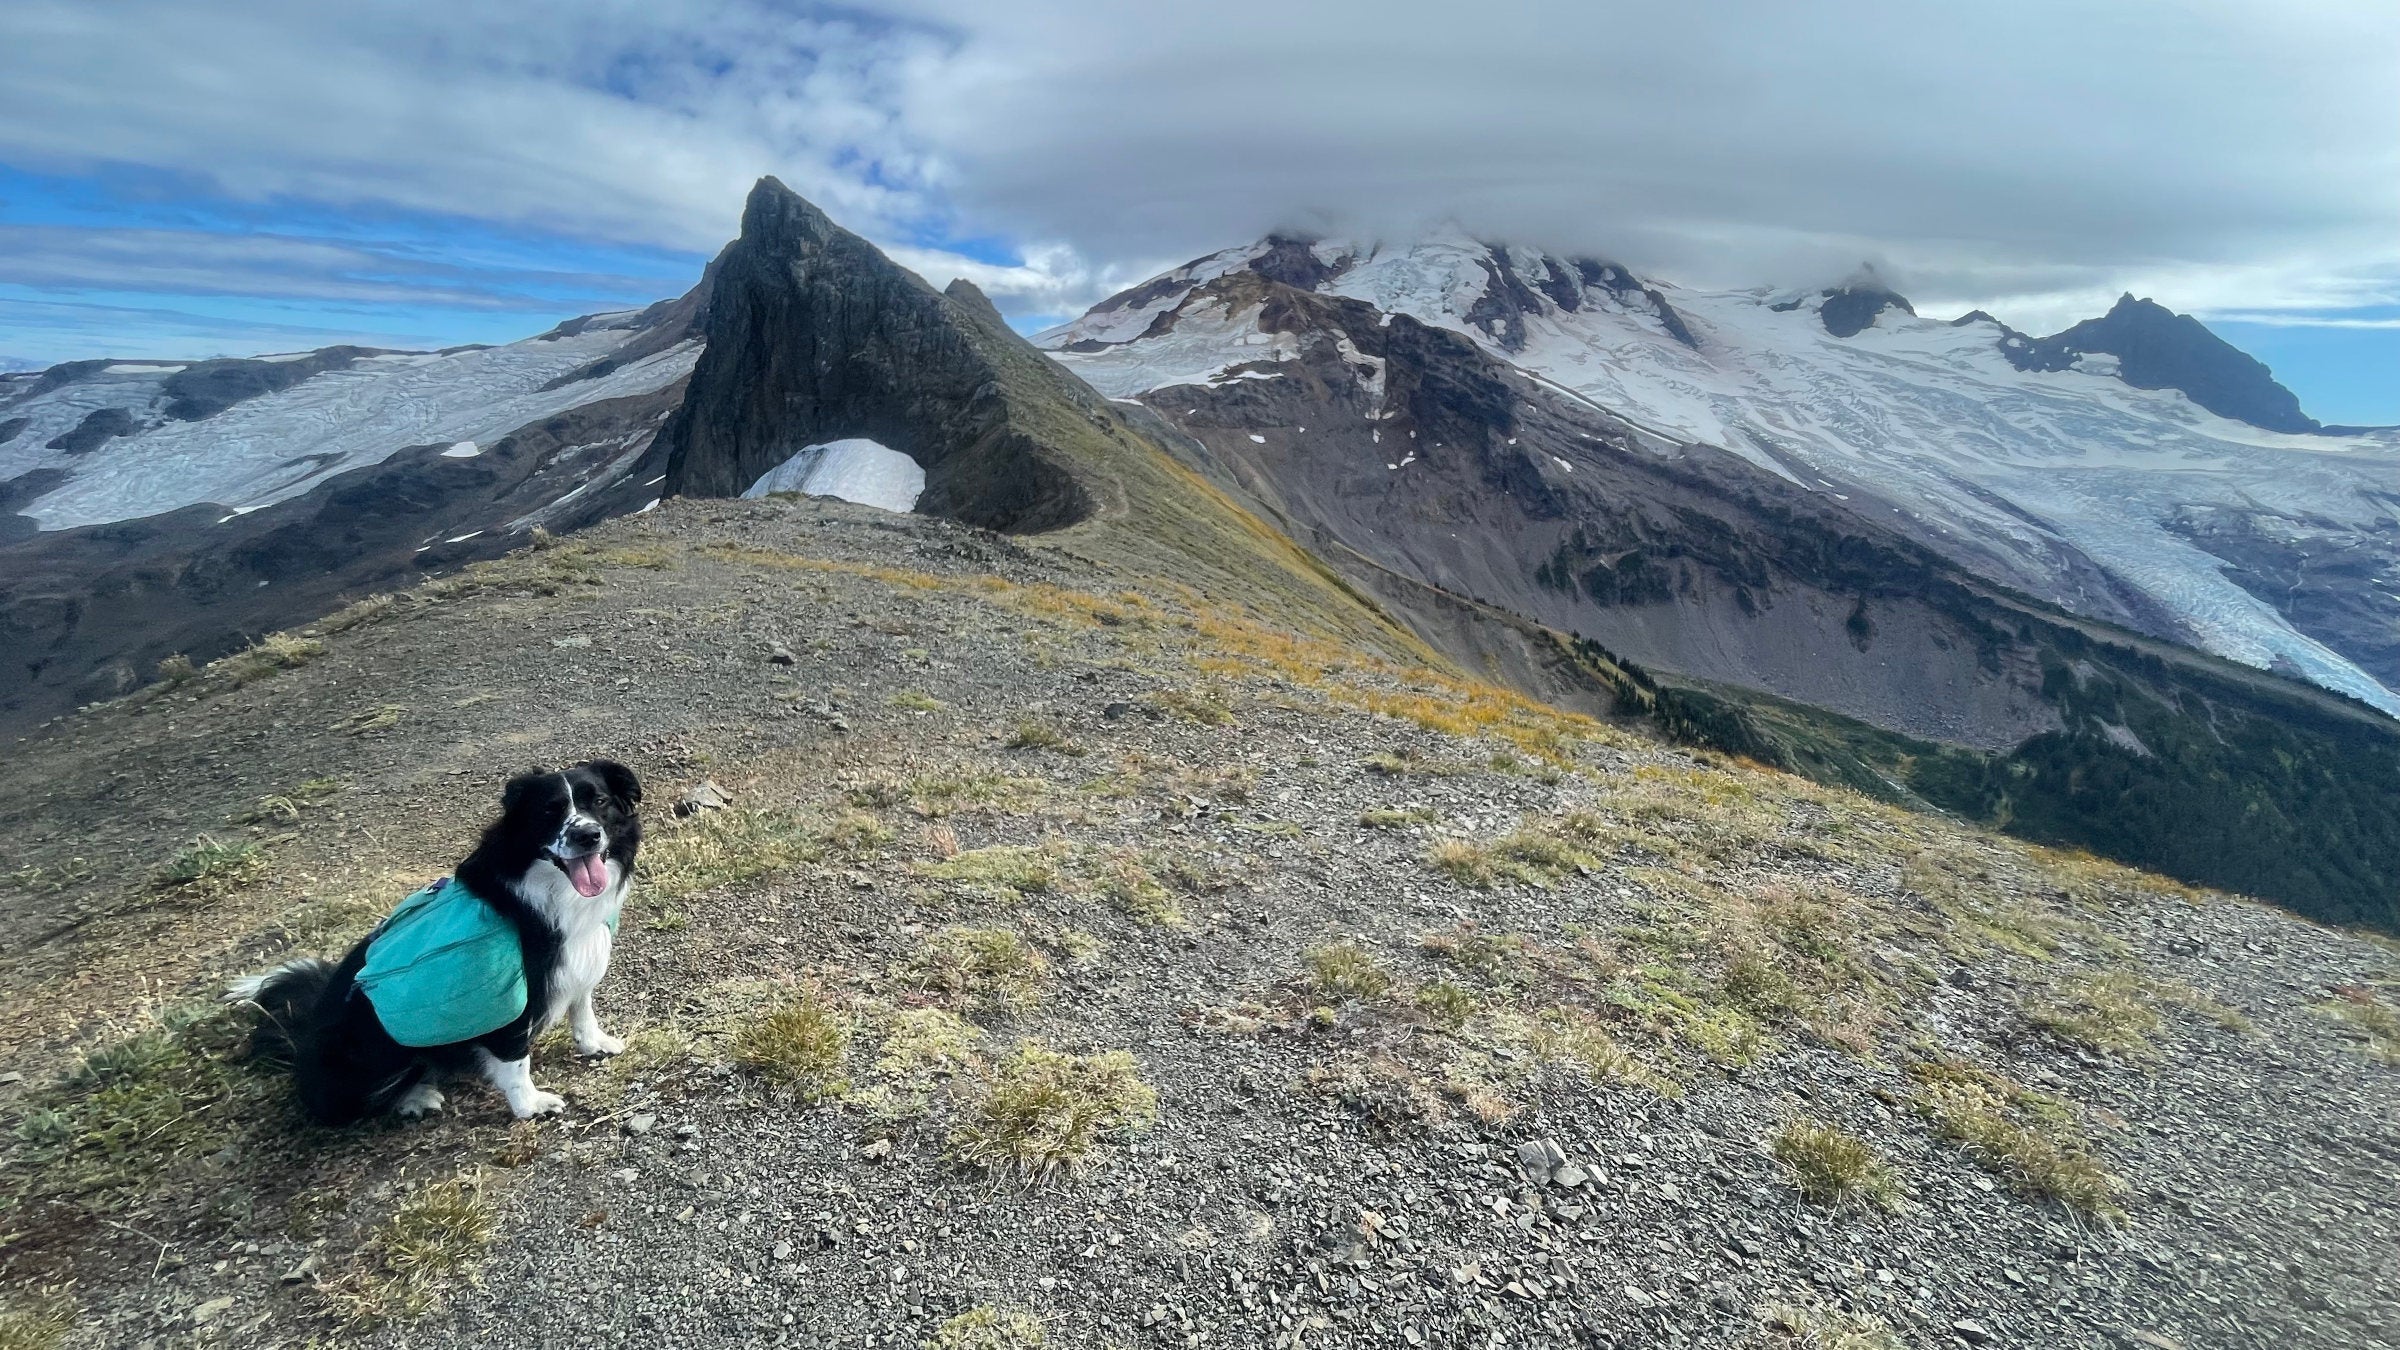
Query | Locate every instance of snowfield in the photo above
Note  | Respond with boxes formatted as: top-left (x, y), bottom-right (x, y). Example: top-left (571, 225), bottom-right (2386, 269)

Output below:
top-left (1, 325), bottom-right (699, 531)
top-left (1041, 236), bottom-right (2400, 715)
top-left (740, 437), bottom-right (924, 513)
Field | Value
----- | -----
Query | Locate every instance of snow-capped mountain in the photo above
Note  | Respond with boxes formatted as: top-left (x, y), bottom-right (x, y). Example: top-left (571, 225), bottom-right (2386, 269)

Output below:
top-left (1040, 235), bottom-right (2400, 716)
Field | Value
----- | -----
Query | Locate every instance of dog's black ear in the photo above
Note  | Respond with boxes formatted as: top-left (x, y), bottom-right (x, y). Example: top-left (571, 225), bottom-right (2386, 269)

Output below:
top-left (500, 768), bottom-right (551, 815)
top-left (585, 758), bottom-right (642, 806)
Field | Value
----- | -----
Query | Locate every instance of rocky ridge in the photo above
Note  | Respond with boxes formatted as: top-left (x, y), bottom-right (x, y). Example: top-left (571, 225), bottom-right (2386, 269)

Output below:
top-left (0, 498), bottom-right (2391, 1350)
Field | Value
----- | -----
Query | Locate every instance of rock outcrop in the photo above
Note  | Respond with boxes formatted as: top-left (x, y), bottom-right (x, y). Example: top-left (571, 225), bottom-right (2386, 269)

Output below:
top-left (658, 177), bottom-right (1093, 534)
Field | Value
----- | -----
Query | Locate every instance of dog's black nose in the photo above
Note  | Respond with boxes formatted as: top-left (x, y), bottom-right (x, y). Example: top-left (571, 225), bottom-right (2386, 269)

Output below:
top-left (564, 822), bottom-right (603, 852)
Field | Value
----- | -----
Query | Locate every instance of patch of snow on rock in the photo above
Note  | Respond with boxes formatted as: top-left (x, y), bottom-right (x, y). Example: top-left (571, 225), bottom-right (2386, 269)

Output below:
top-left (741, 438), bottom-right (924, 513)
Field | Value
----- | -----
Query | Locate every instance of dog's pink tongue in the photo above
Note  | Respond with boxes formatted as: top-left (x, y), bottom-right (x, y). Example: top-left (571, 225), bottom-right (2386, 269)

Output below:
top-left (567, 853), bottom-right (608, 898)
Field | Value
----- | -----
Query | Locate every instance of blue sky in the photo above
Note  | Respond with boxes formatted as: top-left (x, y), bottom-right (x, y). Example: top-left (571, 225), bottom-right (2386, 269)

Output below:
top-left (2, 1), bottom-right (2394, 422)
top-left (2212, 312), bottom-right (2400, 428)
top-left (0, 163), bottom-right (710, 363)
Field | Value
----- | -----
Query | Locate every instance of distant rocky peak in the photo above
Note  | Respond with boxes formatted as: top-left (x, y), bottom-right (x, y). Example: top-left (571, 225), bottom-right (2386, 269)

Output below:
top-left (658, 175), bottom-right (1099, 533)
top-left (1766, 265), bottom-right (1917, 338)
top-left (942, 277), bottom-right (1010, 332)
top-left (1355, 237), bottom-right (1701, 352)
top-left (2004, 292), bottom-right (2318, 433)
top-left (1247, 235), bottom-right (1353, 290)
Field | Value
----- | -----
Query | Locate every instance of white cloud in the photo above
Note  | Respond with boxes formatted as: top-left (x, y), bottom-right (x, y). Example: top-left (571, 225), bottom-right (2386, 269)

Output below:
top-left (0, 1), bottom-right (944, 250)
top-left (0, 295), bottom-right (459, 362)
top-left (0, 225), bottom-right (660, 309)
top-left (894, 1), bottom-right (2400, 325)
top-left (1, 0), bottom-right (2395, 333)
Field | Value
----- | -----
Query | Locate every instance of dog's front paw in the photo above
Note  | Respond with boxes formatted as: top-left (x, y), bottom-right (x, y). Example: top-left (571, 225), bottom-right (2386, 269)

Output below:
top-left (576, 1031), bottom-right (626, 1057)
top-left (512, 1090), bottom-right (567, 1119)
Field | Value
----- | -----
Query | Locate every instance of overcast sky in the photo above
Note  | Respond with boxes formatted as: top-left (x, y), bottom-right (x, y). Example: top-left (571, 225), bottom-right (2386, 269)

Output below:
top-left (4, 0), bottom-right (2395, 419)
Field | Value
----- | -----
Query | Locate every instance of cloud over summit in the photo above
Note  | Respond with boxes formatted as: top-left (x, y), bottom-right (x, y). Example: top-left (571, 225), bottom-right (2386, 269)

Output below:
top-left (1, 0), bottom-right (2395, 338)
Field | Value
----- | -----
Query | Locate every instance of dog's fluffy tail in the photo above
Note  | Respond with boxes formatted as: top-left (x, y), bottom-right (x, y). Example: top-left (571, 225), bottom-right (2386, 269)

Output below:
top-left (224, 957), bottom-right (337, 1063)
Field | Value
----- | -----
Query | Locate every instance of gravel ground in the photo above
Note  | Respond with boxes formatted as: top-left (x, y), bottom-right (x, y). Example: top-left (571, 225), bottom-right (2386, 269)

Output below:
top-left (0, 497), bottom-right (2393, 1350)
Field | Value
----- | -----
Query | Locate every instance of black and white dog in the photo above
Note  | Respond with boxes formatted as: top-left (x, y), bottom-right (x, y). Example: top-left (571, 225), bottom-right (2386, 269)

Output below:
top-left (227, 760), bottom-right (642, 1125)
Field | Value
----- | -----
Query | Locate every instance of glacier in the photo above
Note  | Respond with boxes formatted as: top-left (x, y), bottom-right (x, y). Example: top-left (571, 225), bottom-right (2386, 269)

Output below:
top-left (0, 323), bottom-right (699, 532)
top-left (1043, 236), bottom-right (2400, 716)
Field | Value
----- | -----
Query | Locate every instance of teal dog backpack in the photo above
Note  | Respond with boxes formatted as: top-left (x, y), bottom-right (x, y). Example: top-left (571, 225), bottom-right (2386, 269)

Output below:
top-left (353, 878), bottom-right (620, 1048)
top-left (354, 879), bottom-right (525, 1047)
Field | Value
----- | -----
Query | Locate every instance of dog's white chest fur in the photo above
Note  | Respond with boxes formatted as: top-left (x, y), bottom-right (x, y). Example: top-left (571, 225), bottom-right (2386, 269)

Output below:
top-left (545, 917), bottom-right (614, 1025)
top-left (518, 862), bottom-right (626, 1030)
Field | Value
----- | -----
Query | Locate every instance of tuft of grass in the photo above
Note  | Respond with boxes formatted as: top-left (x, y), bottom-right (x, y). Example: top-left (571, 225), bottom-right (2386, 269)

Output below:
top-left (1600, 972), bottom-right (1773, 1068)
top-left (927, 1305), bottom-right (1046, 1350)
top-left (640, 808), bottom-right (823, 899)
top-left (331, 1173), bottom-right (498, 1325)
top-left (1901, 847), bottom-right (2072, 961)
top-left (2319, 988), bottom-right (2400, 1062)
top-left (1526, 1007), bottom-right (1681, 1097)
top-left (316, 591), bottom-right (398, 634)
top-left (889, 689), bottom-right (948, 712)
top-left (1305, 944), bottom-right (1393, 1001)
top-left (1424, 817), bottom-right (1595, 889)
top-left (335, 703), bottom-right (405, 736)
top-left (0, 1290), bottom-right (73, 1350)
top-left (599, 1024), bottom-right (696, 1098)
top-left (151, 835), bottom-right (268, 898)
top-left (913, 927), bottom-right (1051, 1016)
top-left (1718, 948), bottom-right (1802, 1022)
top-left (732, 989), bottom-right (851, 1101)
top-left (5, 857), bottom-right (99, 896)
top-left (154, 652), bottom-right (197, 687)
top-left (825, 809), bottom-right (894, 855)
top-left (951, 1042), bottom-right (1158, 1178)
top-left (1146, 686), bottom-right (1234, 726)
top-left (1413, 980), bottom-right (1478, 1030)
top-left (1093, 850), bottom-right (1183, 926)
top-left (1360, 806), bottom-right (1436, 829)
top-left (1004, 720), bottom-right (1084, 755)
top-left (1909, 1060), bottom-right (2123, 1217)
top-left (216, 631), bottom-right (324, 686)
top-left (1769, 1119), bottom-right (1904, 1209)
top-left (1360, 748), bottom-right (1464, 777)
top-left (1753, 1301), bottom-right (1906, 1350)
top-left (2024, 970), bottom-right (2166, 1056)
top-left (1418, 925), bottom-right (1544, 986)
top-left (918, 844), bottom-right (1064, 898)
top-left (858, 769), bottom-right (1048, 818)
top-left (876, 1007), bottom-right (985, 1080)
